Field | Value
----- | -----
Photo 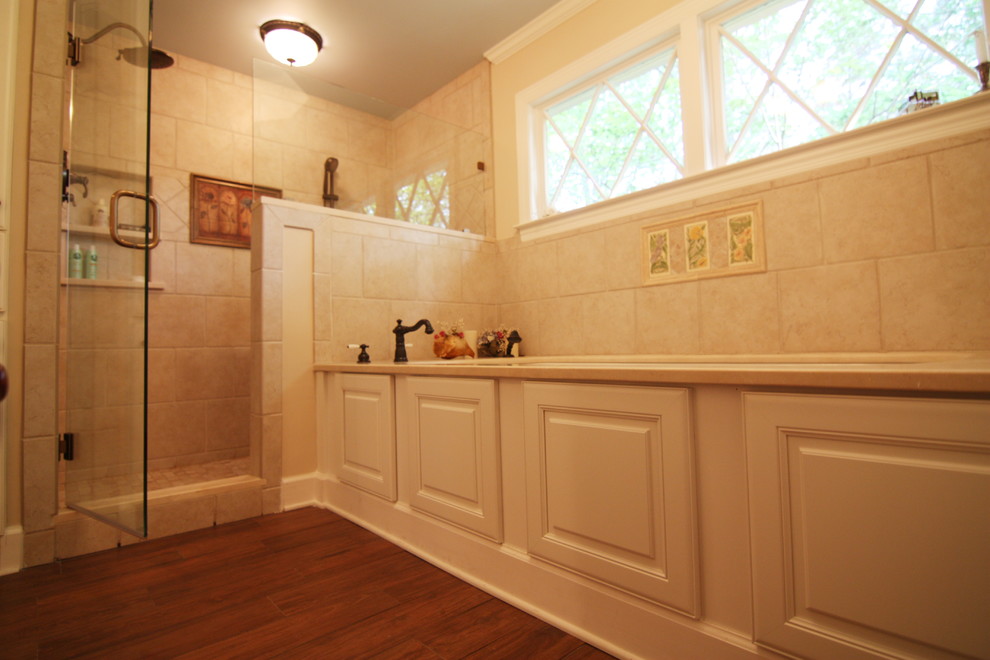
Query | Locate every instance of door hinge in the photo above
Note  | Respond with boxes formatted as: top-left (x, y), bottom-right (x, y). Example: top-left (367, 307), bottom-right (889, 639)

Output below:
top-left (59, 433), bottom-right (75, 461)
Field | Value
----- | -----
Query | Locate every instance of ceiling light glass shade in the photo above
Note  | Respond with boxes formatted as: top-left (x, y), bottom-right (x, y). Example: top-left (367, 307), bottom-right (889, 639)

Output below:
top-left (260, 20), bottom-right (323, 67)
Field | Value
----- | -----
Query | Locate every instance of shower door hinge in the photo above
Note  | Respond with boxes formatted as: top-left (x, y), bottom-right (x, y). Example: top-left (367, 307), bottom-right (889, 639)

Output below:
top-left (67, 32), bottom-right (81, 67)
top-left (59, 433), bottom-right (75, 461)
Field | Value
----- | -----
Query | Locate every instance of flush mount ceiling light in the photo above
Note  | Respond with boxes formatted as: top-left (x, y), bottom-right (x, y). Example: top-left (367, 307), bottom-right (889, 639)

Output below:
top-left (259, 19), bottom-right (323, 67)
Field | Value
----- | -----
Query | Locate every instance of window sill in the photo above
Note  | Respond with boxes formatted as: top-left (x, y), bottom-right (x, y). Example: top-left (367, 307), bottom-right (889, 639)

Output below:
top-left (517, 93), bottom-right (990, 242)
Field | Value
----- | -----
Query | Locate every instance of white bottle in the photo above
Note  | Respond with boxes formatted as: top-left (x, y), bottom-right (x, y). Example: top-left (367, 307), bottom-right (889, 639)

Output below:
top-left (84, 245), bottom-right (98, 280)
top-left (91, 199), bottom-right (107, 227)
top-left (68, 244), bottom-right (83, 279)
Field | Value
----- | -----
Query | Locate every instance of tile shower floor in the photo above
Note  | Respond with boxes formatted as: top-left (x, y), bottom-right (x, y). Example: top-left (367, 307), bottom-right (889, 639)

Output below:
top-left (147, 457), bottom-right (251, 490)
top-left (59, 457), bottom-right (252, 507)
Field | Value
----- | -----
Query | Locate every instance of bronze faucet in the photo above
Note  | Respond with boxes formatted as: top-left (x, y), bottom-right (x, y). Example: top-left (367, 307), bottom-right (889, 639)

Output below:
top-left (393, 319), bottom-right (433, 362)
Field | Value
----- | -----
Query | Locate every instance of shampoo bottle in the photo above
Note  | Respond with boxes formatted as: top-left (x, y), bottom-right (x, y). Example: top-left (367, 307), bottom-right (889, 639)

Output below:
top-left (68, 244), bottom-right (83, 279)
top-left (84, 245), bottom-right (98, 279)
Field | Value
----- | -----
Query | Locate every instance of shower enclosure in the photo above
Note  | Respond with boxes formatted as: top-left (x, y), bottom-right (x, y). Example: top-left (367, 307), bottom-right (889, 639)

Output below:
top-left (60, 0), bottom-right (156, 536)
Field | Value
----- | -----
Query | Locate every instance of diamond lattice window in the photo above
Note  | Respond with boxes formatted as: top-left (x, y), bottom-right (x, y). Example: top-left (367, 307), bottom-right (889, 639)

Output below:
top-left (717, 0), bottom-right (984, 164)
top-left (395, 169), bottom-right (449, 228)
top-left (541, 45), bottom-right (683, 214)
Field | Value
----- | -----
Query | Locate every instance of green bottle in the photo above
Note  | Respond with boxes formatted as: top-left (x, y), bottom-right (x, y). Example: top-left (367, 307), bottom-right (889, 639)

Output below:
top-left (84, 245), bottom-right (98, 280)
top-left (68, 244), bottom-right (83, 279)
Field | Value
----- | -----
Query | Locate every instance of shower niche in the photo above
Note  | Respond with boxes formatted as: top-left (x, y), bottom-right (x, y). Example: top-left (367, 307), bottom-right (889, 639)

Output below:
top-left (61, 164), bottom-right (163, 289)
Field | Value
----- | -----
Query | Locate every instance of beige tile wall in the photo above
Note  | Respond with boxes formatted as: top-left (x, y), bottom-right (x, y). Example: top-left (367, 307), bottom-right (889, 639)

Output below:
top-left (252, 200), bottom-right (499, 513)
top-left (497, 129), bottom-right (990, 356)
top-left (22, 0), bottom-right (67, 566)
top-left (143, 54), bottom-right (254, 470)
top-left (253, 61), bottom-right (493, 235)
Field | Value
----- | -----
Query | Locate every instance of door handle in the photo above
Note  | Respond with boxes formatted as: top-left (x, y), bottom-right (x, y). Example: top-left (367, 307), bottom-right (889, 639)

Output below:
top-left (0, 363), bottom-right (7, 402)
top-left (109, 189), bottom-right (160, 250)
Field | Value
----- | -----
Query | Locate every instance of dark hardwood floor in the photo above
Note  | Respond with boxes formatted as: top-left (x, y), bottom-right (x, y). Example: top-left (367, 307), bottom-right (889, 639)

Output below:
top-left (0, 507), bottom-right (615, 659)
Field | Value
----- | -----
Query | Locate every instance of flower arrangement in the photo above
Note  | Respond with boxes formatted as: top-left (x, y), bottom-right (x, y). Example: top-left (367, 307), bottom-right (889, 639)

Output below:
top-left (434, 319), bottom-right (465, 340)
top-left (433, 319), bottom-right (475, 359)
top-left (477, 325), bottom-right (515, 358)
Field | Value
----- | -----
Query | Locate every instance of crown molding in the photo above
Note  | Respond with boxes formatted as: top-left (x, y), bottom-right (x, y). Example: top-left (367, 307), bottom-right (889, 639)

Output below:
top-left (484, 0), bottom-right (599, 64)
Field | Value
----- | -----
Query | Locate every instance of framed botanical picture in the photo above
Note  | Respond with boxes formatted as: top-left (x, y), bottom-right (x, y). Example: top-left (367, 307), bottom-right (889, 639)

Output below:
top-left (189, 174), bottom-right (282, 249)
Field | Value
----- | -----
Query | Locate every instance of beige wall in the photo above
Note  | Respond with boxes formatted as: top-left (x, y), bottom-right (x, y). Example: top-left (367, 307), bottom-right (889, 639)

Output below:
top-left (20, 0), bottom-right (66, 567)
top-left (144, 54), bottom-right (254, 470)
top-left (490, 0), bottom-right (680, 238)
top-left (253, 61), bottom-right (493, 235)
top-left (488, 0), bottom-right (989, 355)
top-left (497, 130), bottom-right (990, 356)
top-left (254, 200), bottom-right (500, 491)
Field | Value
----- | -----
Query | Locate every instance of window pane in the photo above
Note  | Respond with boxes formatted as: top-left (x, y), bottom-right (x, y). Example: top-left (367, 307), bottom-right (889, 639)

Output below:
top-left (724, 0), bottom-right (805, 70)
top-left (396, 169), bottom-right (449, 227)
top-left (779, 0), bottom-right (899, 129)
top-left (546, 90), bottom-right (594, 148)
top-left (854, 31), bottom-right (972, 126)
top-left (575, 87), bottom-right (639, 193)
top-left (545, 127), bottom-right (570, 205)
top-left (613, 137), bottom-right (681, 196)
top-left (913, 0), bottom-right (984, 75)
top-left (729, 84), bottom-right (831, 163)
top-left (718, 0), bottom-right (985, 164)
top-left (540, 44), bottom-right (683, 214)
top-left (647, 55), bottom-right (685, 167)
top-left (721, 36), bottom-right (769, 152)
top-left (612, 53), bottom-right (667, 119)
top-left (554, 164), bottom-right (605, 212)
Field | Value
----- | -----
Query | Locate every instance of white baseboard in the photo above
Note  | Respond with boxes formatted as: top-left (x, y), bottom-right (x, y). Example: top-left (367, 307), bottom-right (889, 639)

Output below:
top-left (309, 472), bottom-right (762, 660)
top-left (0, 526), bottom-right (24, 576)
top-left (280, 472), bottom-right (323, 510)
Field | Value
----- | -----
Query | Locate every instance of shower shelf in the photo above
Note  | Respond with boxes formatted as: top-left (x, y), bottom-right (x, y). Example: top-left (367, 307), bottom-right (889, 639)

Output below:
top-left (62, 223), bottom-right (147, 238)
top-left (61, 278), bottom-right (164, 290)
top-left (61, 223), bottom-right (162, 289)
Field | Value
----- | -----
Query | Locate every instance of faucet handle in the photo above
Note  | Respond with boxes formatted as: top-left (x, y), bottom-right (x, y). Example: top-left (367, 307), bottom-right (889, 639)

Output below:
top-left (347, 343), bottom-right (371, 363)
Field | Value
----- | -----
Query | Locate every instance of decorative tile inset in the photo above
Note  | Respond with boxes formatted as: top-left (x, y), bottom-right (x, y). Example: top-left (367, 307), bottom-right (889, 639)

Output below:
top-left (647, 229), bottom-right (670, 276)
top-left (728, 212), bottom-right (755, 266)
top-left (685, 222), bottom-right (709, 271)
top-left (641, 201), bottom-right (765, 285)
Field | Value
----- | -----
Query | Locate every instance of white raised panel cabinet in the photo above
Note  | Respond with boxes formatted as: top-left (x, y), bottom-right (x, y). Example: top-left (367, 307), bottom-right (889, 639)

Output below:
top-left (744, 393), bottom-right (990, 660)
top-left (523, 382), bottom-right (698, 616)
top-left (330, 373), bottom-right (396, 501)
top-left (398, 376), bottom-right (501, 542)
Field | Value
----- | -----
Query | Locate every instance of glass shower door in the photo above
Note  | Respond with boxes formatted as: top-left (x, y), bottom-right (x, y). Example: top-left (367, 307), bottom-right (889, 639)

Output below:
top-left (62, 0), bottom-right (155, 536)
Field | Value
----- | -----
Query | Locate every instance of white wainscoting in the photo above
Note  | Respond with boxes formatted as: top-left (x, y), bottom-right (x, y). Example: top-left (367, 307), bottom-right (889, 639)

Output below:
top-left (398, 376), bottom-right (502, 542)
top-left (744, 393), bottom-right (990, 660)
top-left (329, 373), bottom-right (396, 501)
top-left (523, 381), bottom-right (698, 616)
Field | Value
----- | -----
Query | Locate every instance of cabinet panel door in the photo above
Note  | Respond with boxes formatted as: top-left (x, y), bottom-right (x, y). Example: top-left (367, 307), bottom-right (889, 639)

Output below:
top-left (523, 382), bottom-right (697, 616)
top-left (745, 393), bottom-right (990, 660)
top-left (400, 377), bottom-right (501, 542)
top-left (332, 373), bottom-right (395, 501)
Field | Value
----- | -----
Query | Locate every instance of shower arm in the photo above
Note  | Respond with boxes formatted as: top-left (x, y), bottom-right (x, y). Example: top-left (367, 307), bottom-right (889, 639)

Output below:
top-left (81, 22), bottom-right (148, 47)
top-left (68, 22), bottom-right (149, 67)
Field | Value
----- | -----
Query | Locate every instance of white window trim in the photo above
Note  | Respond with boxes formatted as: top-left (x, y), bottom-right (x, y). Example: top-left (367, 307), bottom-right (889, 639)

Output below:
top-left (515, 0), bottom-right (990, 242)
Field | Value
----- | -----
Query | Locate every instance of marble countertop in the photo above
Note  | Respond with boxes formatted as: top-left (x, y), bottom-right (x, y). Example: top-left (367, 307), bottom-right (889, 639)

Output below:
top-left (315, 352), bottom-right (990, 393)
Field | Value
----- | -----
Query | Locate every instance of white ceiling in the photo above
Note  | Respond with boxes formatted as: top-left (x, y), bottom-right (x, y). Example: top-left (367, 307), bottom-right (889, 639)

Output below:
top-left (153, 0), bottom-right (563, 114)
